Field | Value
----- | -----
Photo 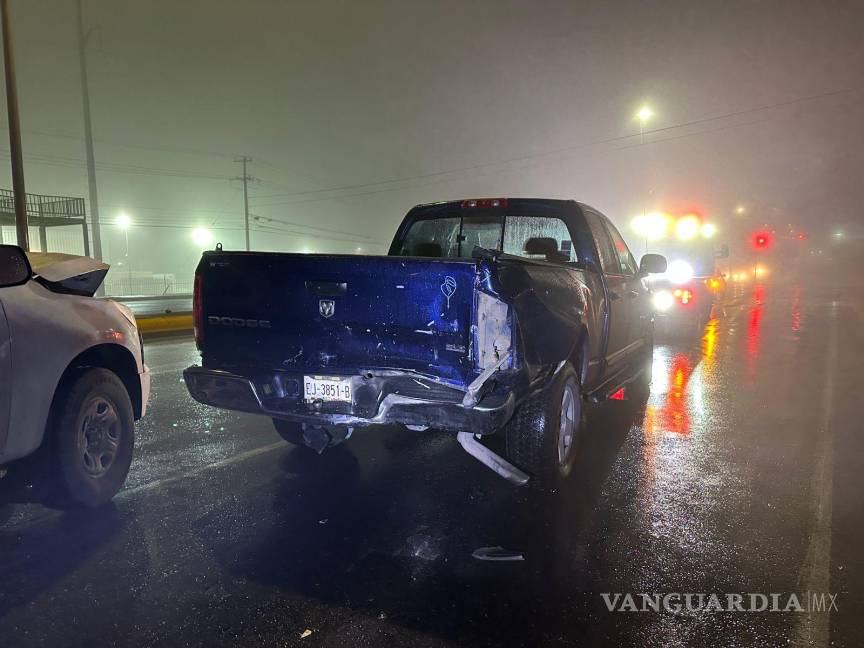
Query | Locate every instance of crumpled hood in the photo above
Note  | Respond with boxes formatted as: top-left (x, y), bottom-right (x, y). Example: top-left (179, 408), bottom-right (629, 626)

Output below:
top-left (26, 252), bottom-right (110, 296)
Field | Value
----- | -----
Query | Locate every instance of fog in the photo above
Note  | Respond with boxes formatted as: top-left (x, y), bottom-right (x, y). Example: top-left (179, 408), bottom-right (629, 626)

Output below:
top-left (1, 0), bottom-right (862, 289)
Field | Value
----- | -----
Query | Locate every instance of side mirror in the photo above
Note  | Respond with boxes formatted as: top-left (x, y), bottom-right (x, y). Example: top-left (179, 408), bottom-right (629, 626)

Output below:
top-left (639, 253), bottom-right (667, 275)
top-left (714, 244), bottom-right (730, 259)
top-left (0, 244), bottom-right (31, 288)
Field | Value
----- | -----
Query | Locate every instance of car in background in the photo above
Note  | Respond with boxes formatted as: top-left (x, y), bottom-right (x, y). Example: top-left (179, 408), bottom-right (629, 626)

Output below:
top-left (0, 245), bottom-right (150, 507)
top-left (631, 212), bottom-right (729, 337)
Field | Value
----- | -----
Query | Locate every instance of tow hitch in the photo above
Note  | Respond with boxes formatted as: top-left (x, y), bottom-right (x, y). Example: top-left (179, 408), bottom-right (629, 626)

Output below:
top-left (457, 432), bottom-right (529, 486)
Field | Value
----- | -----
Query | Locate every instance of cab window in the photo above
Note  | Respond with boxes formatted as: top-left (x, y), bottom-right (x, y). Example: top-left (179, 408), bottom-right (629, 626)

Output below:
top-left (604, 220), bottom-right (639, 275)
top-left (398, 213), bottom-right (577, 262)
top-left (502, 216), bottom-right (577, 263)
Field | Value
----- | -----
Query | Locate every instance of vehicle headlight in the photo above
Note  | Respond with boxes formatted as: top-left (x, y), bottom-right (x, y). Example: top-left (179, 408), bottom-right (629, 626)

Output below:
top-left (666, 260), bottom-right (694, 285)
top-left (653, 290), bottom-right (675, 312)
top-left (675, 216), bottom-right (700, 240)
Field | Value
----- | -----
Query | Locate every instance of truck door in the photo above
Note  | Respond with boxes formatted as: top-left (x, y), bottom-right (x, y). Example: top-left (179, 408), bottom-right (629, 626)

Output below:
top-left (0, 298), bottom-right (11, 456)
top-left (603, 219), bottom-right (651, 352)
top-left (583, 210), bottom-right (631, 368)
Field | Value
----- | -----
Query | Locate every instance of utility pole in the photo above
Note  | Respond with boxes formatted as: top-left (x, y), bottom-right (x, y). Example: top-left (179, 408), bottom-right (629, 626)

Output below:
top-left (76, 0), bottom-right (102, 262)
top-left (234, 156), bottom-right (255, 251)
top-left (1, 0), bottom-right (28, 250)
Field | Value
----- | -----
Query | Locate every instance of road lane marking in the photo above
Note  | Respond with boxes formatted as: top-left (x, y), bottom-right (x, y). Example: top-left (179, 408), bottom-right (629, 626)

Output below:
top-left (119, 441), bottom-right (286, 498)
top-left (797, 301), bottom-right (838, 647)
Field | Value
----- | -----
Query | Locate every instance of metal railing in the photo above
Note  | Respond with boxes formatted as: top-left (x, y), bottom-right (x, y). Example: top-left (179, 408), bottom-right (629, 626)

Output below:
top-left (102, 277), bottom-right (193, 297)
top-left (112, 294), bottom-right (193, 317)
top-left (0, 189), bottom-right (86, 221)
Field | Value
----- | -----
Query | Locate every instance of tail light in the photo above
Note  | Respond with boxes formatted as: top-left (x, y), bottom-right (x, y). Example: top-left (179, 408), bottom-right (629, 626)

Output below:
top-left (673, 288), bottom-right (694, 306)
top-left (193, 273), bottom-right (203, 349)
top-left (461, 198), bottom-right (507, 209)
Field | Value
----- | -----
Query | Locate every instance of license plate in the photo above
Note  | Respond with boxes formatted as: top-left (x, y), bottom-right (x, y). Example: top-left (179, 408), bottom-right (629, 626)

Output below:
top-left (303, 376), bottom-right (353, 403)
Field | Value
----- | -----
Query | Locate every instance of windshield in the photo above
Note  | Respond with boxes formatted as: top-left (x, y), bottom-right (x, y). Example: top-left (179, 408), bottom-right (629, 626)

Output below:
top-left (397, 214), bottom-right (579, 262)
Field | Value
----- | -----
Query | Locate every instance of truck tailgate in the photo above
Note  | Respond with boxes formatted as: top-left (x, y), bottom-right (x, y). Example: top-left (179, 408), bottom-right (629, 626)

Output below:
top-left (198, 252), bottom-right (478, 387)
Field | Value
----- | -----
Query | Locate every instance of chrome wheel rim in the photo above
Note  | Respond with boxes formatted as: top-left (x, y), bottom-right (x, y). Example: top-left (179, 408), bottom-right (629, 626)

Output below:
top-left (557, 381), bottom-right (580, 467)
top-left (80, 397), bottom-right (121, 477)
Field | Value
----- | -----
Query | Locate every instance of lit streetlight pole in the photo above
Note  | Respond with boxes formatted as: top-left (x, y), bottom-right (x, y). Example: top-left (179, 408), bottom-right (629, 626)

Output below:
top-left (635, 104), bottom-right (654, 144)
top-left (191, 227), bottom-right (213, 248)
top-left (116, 213), bottom-right (131, 291)
top-left (634, 104), bottom-right (655, 253)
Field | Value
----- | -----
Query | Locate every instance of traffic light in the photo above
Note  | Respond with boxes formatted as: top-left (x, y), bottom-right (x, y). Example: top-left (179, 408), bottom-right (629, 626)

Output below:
top-left (752, 231), bottom-right (772, 250)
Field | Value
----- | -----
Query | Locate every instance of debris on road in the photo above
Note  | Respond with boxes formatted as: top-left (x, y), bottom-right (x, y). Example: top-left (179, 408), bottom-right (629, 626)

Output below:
top-left (299, 628), bottom-right (313, 639)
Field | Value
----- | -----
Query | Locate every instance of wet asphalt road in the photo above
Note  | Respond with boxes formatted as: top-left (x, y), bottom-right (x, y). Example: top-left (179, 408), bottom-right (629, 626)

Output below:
top-left (1, 277), bottom-right (863, 647)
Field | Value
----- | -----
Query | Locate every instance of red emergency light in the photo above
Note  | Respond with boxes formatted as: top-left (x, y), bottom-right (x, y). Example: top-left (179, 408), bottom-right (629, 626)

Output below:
top-left (752, 231), bottom-right (772, 250)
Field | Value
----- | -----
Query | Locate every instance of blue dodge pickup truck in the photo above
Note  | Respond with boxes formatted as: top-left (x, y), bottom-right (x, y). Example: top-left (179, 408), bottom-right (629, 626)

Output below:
top-left (184, 198), bottom-right (666, 490)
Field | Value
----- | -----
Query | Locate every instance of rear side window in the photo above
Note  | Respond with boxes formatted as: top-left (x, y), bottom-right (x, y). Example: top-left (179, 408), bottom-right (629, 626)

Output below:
top-left (397, 217), bottom-right (460, 257)
top-left (502, 216), bottom-right (577, 262)
top-left (583, 210), bottom-right (619, 274)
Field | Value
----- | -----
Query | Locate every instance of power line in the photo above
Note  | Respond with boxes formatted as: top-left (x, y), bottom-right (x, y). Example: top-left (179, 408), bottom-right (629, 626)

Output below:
top-left (0, 149), bottom-right (234, 180)
top-left (249, 85), bottom-right (864, 206)
top-left (253, 222), bottom-right (386, 247)
top-left (250, 213), bottom-right (380, 242)
top-left (0, 122), bottom-right (240, 160)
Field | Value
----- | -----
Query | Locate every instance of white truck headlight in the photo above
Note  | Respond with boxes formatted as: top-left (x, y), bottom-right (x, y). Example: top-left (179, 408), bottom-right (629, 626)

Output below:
top-left (666, 260), bottom-right (694, 285)
top-left (653, 290), bottom-right (675, 312)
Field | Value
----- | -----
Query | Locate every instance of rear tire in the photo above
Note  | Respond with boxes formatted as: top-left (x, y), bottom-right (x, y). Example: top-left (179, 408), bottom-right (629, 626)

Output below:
top-left (504, 363), bottom-right (584, 490)
top-left (53, 368), bottom-right (135, 508)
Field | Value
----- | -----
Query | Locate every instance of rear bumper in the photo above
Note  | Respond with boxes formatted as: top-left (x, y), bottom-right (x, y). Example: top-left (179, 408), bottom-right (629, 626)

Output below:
top-left (183, 366), bottom-right (515, 434)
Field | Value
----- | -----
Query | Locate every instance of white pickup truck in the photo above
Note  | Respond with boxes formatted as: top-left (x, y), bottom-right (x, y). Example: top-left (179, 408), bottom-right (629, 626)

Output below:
top-left (0, 245), bottom-right (150, 507)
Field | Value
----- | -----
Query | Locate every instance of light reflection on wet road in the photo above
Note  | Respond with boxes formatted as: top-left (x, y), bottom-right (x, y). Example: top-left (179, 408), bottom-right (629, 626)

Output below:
top-left (0, 278), bottom-right (862, 647)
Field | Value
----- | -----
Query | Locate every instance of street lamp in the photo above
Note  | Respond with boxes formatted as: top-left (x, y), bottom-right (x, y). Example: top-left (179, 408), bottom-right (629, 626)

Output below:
top-left (633, 103), bottom-right (656, 253)
top-left (634, 104), bottom-right (654, 143)
top-left (115, 212), bottom-right (131, 290)
top-left (191, 227), bottom-right (213, 247)
top-left (735, 205), bottom-right (746, 215)
top-left (115, 212), bottom-right (131, 254)
top-left (635, 105), bottom-right (654, 124)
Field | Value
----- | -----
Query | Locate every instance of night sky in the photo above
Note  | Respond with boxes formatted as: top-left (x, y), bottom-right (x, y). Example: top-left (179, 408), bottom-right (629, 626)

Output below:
top-left (1, 0), bottom-right (862, 279)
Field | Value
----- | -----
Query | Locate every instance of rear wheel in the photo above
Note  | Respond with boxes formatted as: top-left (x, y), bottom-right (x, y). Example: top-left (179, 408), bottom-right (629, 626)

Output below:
top-left (53, 368), bottom-right (135, 508)
top-left (504, 363), bottom-right (584, 490)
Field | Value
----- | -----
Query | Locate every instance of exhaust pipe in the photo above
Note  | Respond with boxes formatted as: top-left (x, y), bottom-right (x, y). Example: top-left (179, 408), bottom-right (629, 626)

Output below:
top-left (457, 432), bottom-right (529, 486)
